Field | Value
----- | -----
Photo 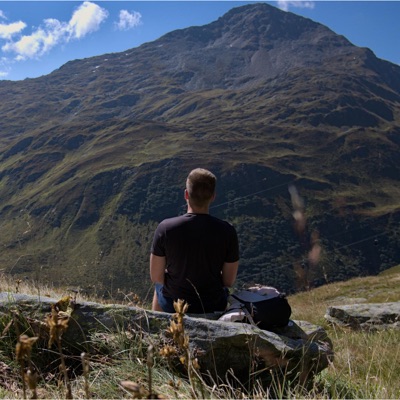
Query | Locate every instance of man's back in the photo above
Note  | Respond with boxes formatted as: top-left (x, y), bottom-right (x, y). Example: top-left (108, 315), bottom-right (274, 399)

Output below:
top-left (151, 213), bottom-right (239, 313)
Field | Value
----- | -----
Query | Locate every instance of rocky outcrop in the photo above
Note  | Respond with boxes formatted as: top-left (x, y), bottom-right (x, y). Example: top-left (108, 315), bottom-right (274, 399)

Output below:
top-left (0, 292), bottom-right (333, 387)
top-left (325, 302), bottom-right (400, 331)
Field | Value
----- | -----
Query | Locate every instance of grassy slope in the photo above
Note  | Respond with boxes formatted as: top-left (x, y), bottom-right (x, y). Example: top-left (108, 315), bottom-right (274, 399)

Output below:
top-left (0, 267), bottom-right (399, 399)
top-left (1, 52), bottom-right (400, 296)
top-left (289, 264), bottom-right (400, 324)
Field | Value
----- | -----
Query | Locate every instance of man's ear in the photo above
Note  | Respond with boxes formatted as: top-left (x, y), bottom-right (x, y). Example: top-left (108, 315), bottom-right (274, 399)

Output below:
top-left (184, 189), bottom-right (189, 200)
top-left (211, 192), bottom-right (216, 203)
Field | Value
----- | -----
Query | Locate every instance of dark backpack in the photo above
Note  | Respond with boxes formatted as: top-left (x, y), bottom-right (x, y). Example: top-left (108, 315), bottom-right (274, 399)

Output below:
top-left (219, 286), bottom-right (292, 330)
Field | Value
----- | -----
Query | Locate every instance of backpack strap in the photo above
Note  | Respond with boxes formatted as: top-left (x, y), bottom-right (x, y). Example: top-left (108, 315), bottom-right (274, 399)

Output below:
top-left (230, 294), bottom-right (258, 327)
top-left (240, 304), bottom-right (257, 327)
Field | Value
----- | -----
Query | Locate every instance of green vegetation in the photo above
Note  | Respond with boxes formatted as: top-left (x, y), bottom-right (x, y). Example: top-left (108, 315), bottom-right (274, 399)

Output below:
top-left (0, 268), bottom-right (399, 399)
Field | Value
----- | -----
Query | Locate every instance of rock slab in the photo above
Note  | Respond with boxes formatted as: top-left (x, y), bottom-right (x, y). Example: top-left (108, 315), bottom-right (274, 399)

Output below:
top-left (325, 302), bottom-right (400, 331)
top-left (0, 292), bottom-right (333, 386)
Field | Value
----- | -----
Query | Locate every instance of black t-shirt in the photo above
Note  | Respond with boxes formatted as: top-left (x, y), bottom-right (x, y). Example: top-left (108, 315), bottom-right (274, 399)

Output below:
top-left (151, 213), bottom-right (239, 313)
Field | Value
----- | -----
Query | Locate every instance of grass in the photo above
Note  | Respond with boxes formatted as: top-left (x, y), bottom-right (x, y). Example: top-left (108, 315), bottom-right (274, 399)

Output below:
top-left (0, 268), bottom-right (399, 399)
top-left (288, 265), bottom-right (400, 399)
top-left (289, 269), bottom-right (400, 324)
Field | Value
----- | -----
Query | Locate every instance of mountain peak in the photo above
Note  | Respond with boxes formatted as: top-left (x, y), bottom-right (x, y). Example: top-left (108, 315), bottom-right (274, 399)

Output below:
top-left (151, 2), bottom-right (355, 90)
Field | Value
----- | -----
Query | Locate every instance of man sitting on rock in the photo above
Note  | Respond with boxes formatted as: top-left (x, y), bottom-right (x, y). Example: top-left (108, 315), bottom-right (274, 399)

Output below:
top-left (150, 168), bottom-right (239, 314)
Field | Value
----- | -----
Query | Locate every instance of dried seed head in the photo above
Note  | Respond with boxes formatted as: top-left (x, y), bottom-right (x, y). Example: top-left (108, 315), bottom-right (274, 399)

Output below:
top-left (288, 184), bottom-right (304, 210)
top-left (25, 368), bottom-right (39, 390)
top-left (55, 296), bottom-right (71, 312)
top-left (81, 352), bottom-right (89, 374)
top-left (167, 320), bottom-right (182, 339)
top-left (173, 299), bottom-right (188, 315)
top-left (159, 345), bottom-right (177, 358)
top-left (168, 379), bottom-right (181, 389)
top-left (192, 358), bottom-right (200, 370)
top-left (16, 335), bottom-right (38, 362)
top-left (147, 345), bottom-right (154, 368)
top-left (46, 304), bottom-right (70, 348)
top-left (120, 380), bottom-right (148, 398)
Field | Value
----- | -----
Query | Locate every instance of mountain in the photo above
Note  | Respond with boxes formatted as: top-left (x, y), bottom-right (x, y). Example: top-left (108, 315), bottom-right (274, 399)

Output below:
top-left (0, 3), bottom-right (399, 299)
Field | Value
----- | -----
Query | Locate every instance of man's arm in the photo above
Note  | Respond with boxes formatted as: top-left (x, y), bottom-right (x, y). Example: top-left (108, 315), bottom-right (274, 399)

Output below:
top-left (150, 253), bottom-right (166, 284)
top-left (222, 261), bottom-right (239, 287)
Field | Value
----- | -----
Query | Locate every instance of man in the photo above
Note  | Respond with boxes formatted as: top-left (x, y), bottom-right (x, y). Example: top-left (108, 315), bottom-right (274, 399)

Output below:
top-left (150, 168), bottom-right (239, 313)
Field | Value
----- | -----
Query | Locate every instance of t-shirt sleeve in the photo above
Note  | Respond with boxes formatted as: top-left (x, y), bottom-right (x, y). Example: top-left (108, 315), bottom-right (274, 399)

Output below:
top-left (225, 226), bottom-right (239, 263)
top-left (150, 223), bottom-right (166, 257)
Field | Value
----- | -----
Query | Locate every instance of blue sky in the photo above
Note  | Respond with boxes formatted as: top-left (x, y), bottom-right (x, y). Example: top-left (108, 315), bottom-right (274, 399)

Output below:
top-left (0, 1), bottom-right (399, 81)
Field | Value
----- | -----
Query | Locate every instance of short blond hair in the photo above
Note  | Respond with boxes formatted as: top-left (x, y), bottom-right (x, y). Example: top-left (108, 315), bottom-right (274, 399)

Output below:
top-left (186, 168), bottom-right (216, 208)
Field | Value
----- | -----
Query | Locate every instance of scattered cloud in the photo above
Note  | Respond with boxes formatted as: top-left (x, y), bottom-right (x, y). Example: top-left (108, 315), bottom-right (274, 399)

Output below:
top-left (0, 10), bottom-right (6, 20)
top-left (2, 19), bottom-right (65, 60)
top-left (1, 1), bottom-right (108, 60)
top-left (0, 21), bottom-right (26, 40)
top-left (277, 1), bottom-right (315, 12)
top-left (115, 10), bottom-right (142, 31)
top-left (68, 1), bottom-right (108, 39)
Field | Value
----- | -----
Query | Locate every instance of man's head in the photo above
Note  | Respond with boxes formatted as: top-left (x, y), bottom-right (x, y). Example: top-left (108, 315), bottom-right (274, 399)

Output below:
top-left (185, 168), bottom-right (216, 210)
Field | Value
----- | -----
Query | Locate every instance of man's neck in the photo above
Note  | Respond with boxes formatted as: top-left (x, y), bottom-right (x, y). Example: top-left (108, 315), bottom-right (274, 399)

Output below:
top-left (187, 205), bottom-right (209, 214)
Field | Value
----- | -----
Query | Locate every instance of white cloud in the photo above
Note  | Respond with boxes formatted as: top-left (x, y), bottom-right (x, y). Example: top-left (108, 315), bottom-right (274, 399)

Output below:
top-left (2, 20), bottom-right (67, 60)
top-left (0, 10), bottom-right (7, 20)
top-left (277, 1), bottom-right (315, 12)
top-left (1, 1), bottom-right (108, 60)
top-left (42, 19), bottom-right (69, 52)
top-left (115, 10), bottom-right (142, 31)
top-left (3, 33), bottom-right (41, 59)
top-left (67, 1), bottom-right (108, 39)
top-left (0, 21), bottom-right (26, 40)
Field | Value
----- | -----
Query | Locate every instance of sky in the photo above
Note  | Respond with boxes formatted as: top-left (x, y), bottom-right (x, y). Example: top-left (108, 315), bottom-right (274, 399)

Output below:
top-left (0, 1), bottom-right (399, 81)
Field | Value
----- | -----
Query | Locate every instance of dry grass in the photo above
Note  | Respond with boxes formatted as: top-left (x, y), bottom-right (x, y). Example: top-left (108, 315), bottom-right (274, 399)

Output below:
top-left (1, 268), bottom-right (399, 399)
top-left (0, 273), bottom-right (100, 304)
top-left (288, 266), bottom-right (400, 399)
top-left (289, 268), bottom-right (400, 324)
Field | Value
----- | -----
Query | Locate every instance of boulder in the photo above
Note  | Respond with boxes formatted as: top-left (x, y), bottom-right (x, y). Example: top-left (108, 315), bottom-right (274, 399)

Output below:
top-left (325, 302), bottom-right (400, 331)
top-left (0, 292), bottom-right (333, 387)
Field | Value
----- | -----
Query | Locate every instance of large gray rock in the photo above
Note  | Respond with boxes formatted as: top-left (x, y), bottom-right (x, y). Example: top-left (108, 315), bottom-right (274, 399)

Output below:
top-left (0, 292), bottom-right (333, 387)
top-left (325, 302), bottom-right (400, 331)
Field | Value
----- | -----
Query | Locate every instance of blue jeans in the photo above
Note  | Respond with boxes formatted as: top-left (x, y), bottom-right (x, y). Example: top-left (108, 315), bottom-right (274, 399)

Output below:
top-left (155, 283), bottom-right (229, 313)
top-left (155, 283), bottom-right (175, 313)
